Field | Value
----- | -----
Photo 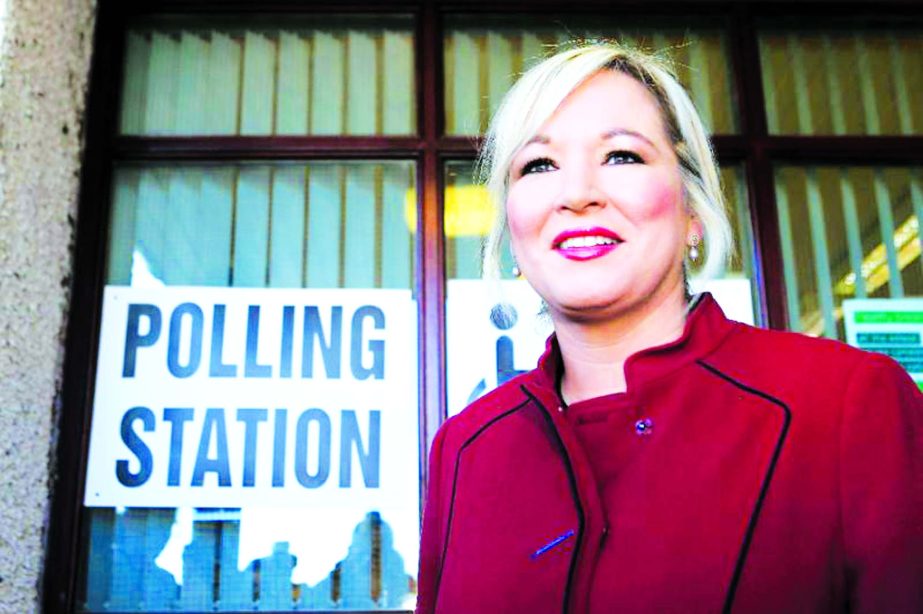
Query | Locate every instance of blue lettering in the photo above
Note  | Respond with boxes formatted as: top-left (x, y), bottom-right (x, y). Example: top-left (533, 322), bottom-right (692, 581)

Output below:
top-left (116, 406), bottom-right (154, 487)
top-left (167, 303), bottom-right (204, 378)
top-left (191, 408), bottom-right (231, 487)
top-left (272, 409), bottom-right (287, 487)
top-left (279, 306), bottom-right (294, 378)
top-left (245, 306), bottom-right (272, 378)
top-left (294, 409), bottom-right (331, 488)
top-left (163, 408), bottom-right (193, 486)
top-left (302, 306), bottom-right (342, 378)
top-left (339, 410), bottom-right (380, 488)
top-left (350, 306), bottom-right (385, 380)
top-left (122, 304), bottom-right (161, 377)
top-left (237, 408), bottom-right (267, 487)
top-left (209, 304), bottom-right (237, 377)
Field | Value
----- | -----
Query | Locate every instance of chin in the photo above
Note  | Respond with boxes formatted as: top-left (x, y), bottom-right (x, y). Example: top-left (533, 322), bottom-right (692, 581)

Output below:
top-left (548, 289), bottom-right (632, 320)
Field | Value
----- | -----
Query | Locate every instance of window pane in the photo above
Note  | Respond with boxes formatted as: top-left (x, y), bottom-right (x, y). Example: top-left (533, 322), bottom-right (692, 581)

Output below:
top-left (775, 165), bottom-right (923, 340)
top-left (81, 161), bottom-right (419, 611)
top-left (759, 23), bottom-right (923, 135)
top-left (444, 15), bottom-right (739, 135)
top-left (120, 15), bottom-right (416, 136)
top-left (443, 160), bottom-right (756, 417)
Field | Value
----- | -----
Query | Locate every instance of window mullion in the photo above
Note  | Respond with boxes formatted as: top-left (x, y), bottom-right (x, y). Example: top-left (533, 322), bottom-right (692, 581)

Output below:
top-left (731, 5), bottom-right (788, 329)
top-left (417, 2), bottom-right (447, 511)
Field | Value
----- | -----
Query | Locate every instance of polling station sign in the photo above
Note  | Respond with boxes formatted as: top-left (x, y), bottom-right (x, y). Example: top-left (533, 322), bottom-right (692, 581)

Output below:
top-left (84, 286), bottom-right (419, 509)
top-left (843, 298), bottom-right (923, 390)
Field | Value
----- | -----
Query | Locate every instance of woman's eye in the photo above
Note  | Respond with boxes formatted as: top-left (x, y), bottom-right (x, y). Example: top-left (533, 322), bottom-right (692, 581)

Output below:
top-left (605, 150), bottom-right (643, 165)
top-left (520, 158), bottom-right (556, 175)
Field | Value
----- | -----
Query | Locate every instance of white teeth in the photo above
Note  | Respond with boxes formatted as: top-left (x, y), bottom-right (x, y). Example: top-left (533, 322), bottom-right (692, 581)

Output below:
top-left (559, 236), bottom-right (618, 249)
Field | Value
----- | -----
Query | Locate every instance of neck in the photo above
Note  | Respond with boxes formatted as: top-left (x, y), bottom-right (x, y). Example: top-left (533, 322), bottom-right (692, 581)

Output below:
top-left (552, 289), bottom-right (689, 404)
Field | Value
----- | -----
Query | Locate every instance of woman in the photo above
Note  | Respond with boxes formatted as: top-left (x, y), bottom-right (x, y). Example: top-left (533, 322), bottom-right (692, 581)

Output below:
top-left (417, 43), bottom-right (922, 614)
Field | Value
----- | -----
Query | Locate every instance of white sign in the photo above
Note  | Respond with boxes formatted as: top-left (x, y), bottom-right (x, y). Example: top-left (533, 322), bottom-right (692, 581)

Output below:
top-left (84, 286), bottom-right (419, 510)
top-left (843, 298), bottom-right (923, 390)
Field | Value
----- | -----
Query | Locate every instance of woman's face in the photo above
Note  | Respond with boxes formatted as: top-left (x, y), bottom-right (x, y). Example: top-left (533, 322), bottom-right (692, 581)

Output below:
top-left (506, 69), bottom-right (695, 323)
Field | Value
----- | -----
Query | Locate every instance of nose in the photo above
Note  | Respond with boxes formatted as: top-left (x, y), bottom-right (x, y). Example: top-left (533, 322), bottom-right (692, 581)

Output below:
top-left (556, 164), bottom-right (604, 212)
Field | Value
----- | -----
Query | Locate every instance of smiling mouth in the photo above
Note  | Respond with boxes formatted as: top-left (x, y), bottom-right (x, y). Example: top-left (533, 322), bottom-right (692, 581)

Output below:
top-left (553, 228), bottom-right (623, 261)
top-left (557, 235), bottom-right (619, 249)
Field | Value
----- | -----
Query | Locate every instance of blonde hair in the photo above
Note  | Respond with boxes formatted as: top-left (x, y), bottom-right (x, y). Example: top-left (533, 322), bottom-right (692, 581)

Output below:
top-left (479, 41), bottom-right (732, 282)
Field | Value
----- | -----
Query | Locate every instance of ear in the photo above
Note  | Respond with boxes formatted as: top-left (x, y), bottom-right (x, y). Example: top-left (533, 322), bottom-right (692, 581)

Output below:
top-left (686, 216), bottom-right (703, 246)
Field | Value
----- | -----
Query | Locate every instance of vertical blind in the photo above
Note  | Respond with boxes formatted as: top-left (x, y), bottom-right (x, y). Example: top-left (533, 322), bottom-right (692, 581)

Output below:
top-left (775, 165), bottom-right (922, 339)
top-left (120, 17), bottom-right (416, 136)
top-left (108, 162), bottom-right (415, 289)
top-left (759, 27), bottom-right (923, 135)
top-left (444, 20), bottom-right (738, 135)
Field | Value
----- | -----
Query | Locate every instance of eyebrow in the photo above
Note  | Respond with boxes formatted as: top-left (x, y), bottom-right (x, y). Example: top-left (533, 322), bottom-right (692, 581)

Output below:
top-left (523, 128), bottom-right (657, 149)
top-left (523, 134), bottom-right (550, 147)
top-left (602, 128), bottom-right (656, 148)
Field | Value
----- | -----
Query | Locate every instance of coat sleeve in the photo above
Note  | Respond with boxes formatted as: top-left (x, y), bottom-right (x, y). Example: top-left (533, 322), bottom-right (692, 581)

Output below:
top-left (416, 421), bottom-right (451, 614)
top-left (839, 353), bottom-right (923, 613)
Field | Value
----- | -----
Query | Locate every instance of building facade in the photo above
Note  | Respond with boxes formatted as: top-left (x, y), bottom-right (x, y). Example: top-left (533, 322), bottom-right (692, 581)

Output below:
top-left (0, 0), bottom-right (920, 612)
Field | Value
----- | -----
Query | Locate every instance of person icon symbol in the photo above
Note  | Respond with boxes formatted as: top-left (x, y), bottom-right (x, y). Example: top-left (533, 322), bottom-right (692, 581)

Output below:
top-left (491, 303), bottom-right (526, 386)
top-left (466, 303), bottom-right (527, 403)
top-left (489, 303), bottom-right (517, 331)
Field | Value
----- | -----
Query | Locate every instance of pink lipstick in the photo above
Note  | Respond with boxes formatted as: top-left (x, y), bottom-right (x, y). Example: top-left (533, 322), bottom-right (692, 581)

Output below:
top-left (552, 227), bottom-right (623, 261)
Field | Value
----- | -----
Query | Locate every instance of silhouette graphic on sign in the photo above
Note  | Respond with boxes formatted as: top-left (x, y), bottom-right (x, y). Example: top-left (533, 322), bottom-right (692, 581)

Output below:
top-left (85, 508), bottom-right (411, 610)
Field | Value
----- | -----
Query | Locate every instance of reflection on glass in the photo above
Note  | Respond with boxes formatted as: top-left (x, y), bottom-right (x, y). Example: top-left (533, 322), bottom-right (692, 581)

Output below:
top-left (759, 25), bottom-right (923, 135)
top-left (120, 15), bottom-right (416, 136)
top-left (444, 16), bottom-right (738, 135)
top-left (82, 161), bottom-right (419, 611)
top-left (775, 165), bottom-right (923, 339)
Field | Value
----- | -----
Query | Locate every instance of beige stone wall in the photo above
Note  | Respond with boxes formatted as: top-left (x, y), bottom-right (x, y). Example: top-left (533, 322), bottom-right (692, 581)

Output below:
top-left (0, 0), bottom-right (96, 611)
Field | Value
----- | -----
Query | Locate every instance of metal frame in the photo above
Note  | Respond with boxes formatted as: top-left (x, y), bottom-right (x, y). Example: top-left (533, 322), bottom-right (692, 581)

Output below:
top-left (44, 1), bottom-right (923, 612)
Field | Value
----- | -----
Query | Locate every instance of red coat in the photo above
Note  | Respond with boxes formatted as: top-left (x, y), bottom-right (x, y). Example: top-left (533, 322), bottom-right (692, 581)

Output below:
top-left (417, 294), bottom-right (923, 613)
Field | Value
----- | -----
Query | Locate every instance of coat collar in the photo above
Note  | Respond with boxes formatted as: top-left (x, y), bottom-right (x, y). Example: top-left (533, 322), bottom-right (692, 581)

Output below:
top-left (526, 292), bottom-right (738, 400)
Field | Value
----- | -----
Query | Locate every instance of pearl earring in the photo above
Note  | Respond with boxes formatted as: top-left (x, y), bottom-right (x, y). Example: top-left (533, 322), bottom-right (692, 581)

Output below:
top-left (689, 235), bottom-right (700, 263)
top-left (511, 264), bottom-right (521, 277)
